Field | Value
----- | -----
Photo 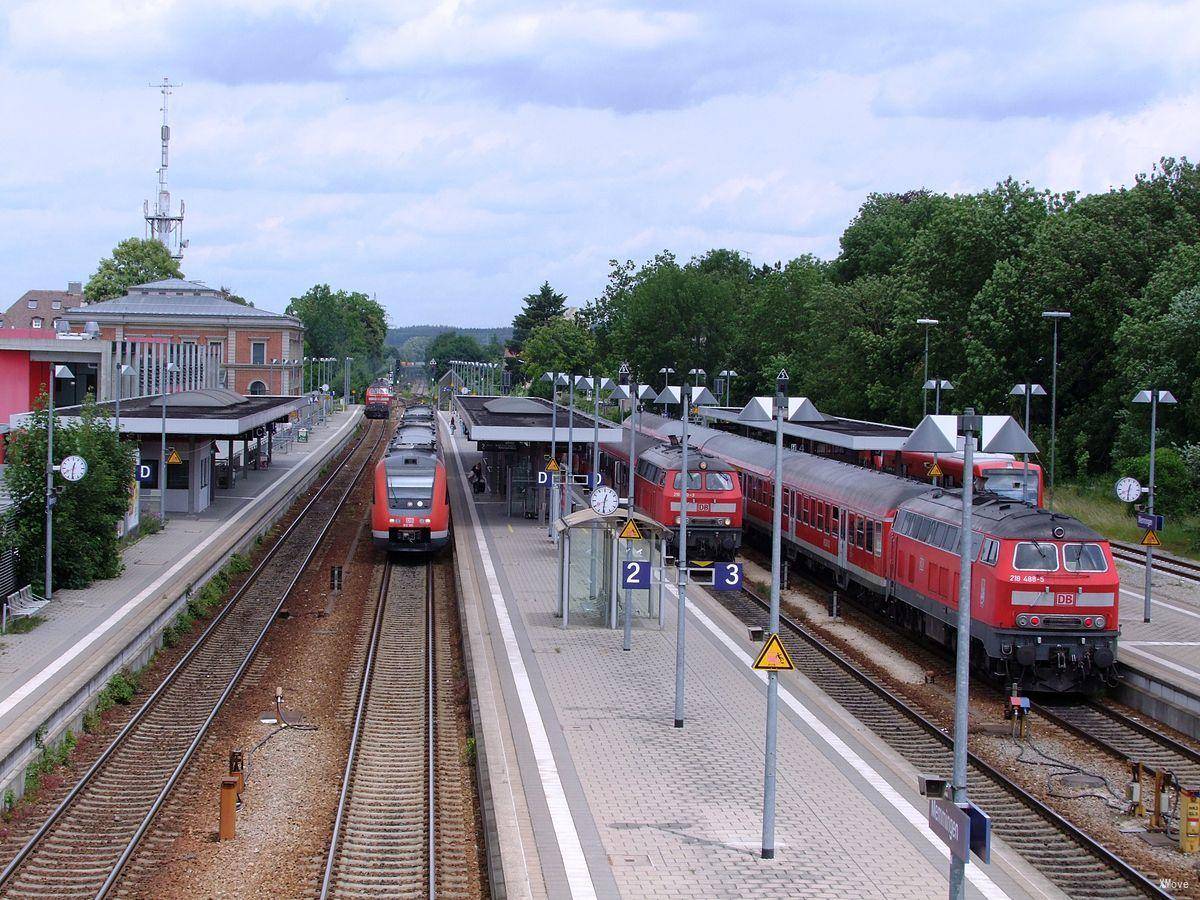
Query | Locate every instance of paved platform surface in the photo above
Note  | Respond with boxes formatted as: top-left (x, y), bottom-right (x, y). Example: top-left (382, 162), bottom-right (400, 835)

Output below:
top-left (446, 416), bottom-right (1061, 900)
top-left (1114, 554), bottom-right (1200, 707)
top-left (0, 407), bottom-right (362, 775)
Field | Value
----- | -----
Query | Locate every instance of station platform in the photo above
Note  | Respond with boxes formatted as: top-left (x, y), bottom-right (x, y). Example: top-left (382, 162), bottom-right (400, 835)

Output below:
top-left (445, 414), bottom-right (1063, 900)
top-left (0, 406), bottom-right (363, 798)
top-left (1113, 554), bottom-right (1200, 738)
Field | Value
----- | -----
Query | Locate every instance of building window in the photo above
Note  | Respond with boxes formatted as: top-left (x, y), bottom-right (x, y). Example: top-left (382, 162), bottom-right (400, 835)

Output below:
top-left (51, 301), bottom-right (62, 310)
top-left (31, 317), bottom-right (43, 328)
top-left (52, 318), bottom-right (61, 330)
top-left (27, 299), bottom-right (37, 309)
top-left (251, 342), bottom-right (266, 365)
top-left (249, 380), bottom-right (267, 395)
top-left (167, 458), bottom-right (189, 490)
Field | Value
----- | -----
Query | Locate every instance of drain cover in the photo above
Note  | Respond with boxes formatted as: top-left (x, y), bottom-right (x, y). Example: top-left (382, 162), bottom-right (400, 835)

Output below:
top-left (1061, 773), bottom-right (1105, 788)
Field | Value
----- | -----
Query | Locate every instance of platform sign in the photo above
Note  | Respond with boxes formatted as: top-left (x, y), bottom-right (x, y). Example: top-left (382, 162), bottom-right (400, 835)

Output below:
top-left (1140, 529), bottom-right (1162, 547)
top-left (537, 470), bottom-right (549, 486)
top-left (546, 458), bottom-right (561, 473)
top-left (927, 461), bottom-right (944, 478)
top-left (136, 464), bottom-right (154, 483)
top-left (297, 428), bottom-right (308, 443)
top-left (965, 801), bottom-right (992, 864)
top-left (165, 448), bottom-right (183, 465)
top-left (752, 634), bottom-right (794, 671)
top-left (713, 562), bottom-right (743, 591)
top-left (621, 560), bottom-right (651, 590)
top-left (1136, 511), bottom-right (1165, 531)
top-left (618, 519), bottom-right (644, 541)
top-left (929, 797), bottom-right (970, 862)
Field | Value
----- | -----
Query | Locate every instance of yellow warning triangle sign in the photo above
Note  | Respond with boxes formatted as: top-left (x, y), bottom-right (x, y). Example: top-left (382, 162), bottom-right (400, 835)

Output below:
top-left (927, 462), bottom-right (943, 478)
top-left (166, 448), bottom-right (183, 465)
top-left (618, 518), bottom-right (643, 541)
top-left (545, 458), bottom-right (560, 472)
top-left (753, 633), bottom-right (795, 671)
top-left (1140, 529), bottom-right (1161, 547)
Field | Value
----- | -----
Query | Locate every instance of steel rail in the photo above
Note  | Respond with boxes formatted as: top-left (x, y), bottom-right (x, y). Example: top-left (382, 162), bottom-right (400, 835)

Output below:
top-left (1111, 542), bottom-right (1200, 583)
top-left (427, 560), bottom-right (437, 900)
top-left (0, 420), bottom-right (382, 896)
top-left (730, 582), bottom-right (1168, 899)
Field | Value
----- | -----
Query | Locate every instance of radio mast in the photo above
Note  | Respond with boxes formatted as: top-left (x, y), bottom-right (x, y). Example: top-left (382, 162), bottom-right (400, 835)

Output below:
top-left (143, 77), bottom-right (187, 261)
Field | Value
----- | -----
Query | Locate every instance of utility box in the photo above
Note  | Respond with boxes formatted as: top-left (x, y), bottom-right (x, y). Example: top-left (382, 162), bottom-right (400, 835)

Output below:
top-left (1181, 789), bottom-right (1200, 853)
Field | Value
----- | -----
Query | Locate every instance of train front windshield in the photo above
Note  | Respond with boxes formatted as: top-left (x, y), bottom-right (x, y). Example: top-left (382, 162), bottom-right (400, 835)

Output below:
top-left (388, 473), bottom-right (434, 508)
top-left (980, 467), bottom-right (1038, 501)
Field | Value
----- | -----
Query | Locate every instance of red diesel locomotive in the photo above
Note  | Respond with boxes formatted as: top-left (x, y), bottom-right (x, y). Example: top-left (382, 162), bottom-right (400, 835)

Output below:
top-left (635, 413), bottom-right (1117, 692)
top-left (880, 449), bottom-right (1045, 507)
top-left (597, 430), bottom-right (743, 561)
top-left (371, 413), bottom-right (450, 553)
top-left (364, 384), bottom-right (394, 420)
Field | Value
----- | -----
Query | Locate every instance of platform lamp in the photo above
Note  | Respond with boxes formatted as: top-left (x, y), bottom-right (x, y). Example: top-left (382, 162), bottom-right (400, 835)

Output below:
top-left (114, 363), bottom-right (136, 435)
top-left (717, 369), bottom-right (738, 408)
top-left (916, 318), bottom-right (940, 417)
top-left (903, 411), bottom-right (1036, 900)
top-left (1133, 389), bottom-right (1177, 623)
top-left (1041, 310), bottom-right (1071, 510)
top-left (271, 359), bottom-right (279, 395)
top-left (43, 362), bottom-right (75, 600)
top-left (1009, 382), bottom-right (1047, 504)
top-left (658, 366), bottom-right (674, 392)
top-left (159, 361), bottom-right (180, 523)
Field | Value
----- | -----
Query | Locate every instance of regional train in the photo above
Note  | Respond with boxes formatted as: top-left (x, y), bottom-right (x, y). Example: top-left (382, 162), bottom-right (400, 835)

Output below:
top-left (371, 405), bottom-right (450, 553)
top-left (364, 384), bottom-right (394, 420)
top-left (878, 449), bottom-right (1045, 507)
top-left (626, 413), bottom-right (1117, 692)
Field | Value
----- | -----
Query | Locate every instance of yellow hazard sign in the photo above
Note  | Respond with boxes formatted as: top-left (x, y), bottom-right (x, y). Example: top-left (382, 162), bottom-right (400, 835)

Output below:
top-left (165, 448), bottom-right (183, 465)
top-left (1140, 529), bottom-right (1161, 547)
top-left (752, 633), bottom-right (795, 671)
top-left (927, 462), bottom-right (943, 478)
top-left (618, 518), bottom-right (643, 541)
top-left (545, 458), bottom-right (561, 472)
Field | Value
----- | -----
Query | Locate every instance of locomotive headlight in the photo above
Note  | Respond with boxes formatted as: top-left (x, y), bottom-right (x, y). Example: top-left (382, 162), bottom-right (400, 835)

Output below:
top-left (417, 500), bottom-right (425, 507)
top-left (1095, 615), bottom-right (1106, 629)
top-left (1016, 614), bottom-right (1029, 627)
top-left (724, 518), bottom-right (732, 526)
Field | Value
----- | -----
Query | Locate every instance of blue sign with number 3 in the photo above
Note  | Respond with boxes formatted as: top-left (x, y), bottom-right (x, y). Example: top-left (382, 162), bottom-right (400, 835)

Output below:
top-left (621, 560), bottom-right (650, 589)
top-left (713, 562), bottom-right (742, 591)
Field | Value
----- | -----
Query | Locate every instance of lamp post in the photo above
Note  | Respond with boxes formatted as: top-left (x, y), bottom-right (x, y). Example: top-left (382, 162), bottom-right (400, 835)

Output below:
top-left (44, 363), bottom-right (75, 600)
top-left (1133, 389), bottom-right (1176, 623)
top-left (114, 363), bottom-right (136, 436)
top-left (659, 366), bottom-right (674, 391)
top-left (923, 379), bottom-right (953, 416)
top-left (344, 357), bottom-right (353, 404)
top-left (541, 372), bottom-right (564, 539)
top-left (1009, 382), bottom-right (1047, 504)
top-left (160, 360), bottom-right (180, 522)
top-left (686, 368), bottom-right (706, 422)
top-left (565, 374), bottom-right (580, 514)
top-left (761, 368), bottom-right (788, 859)
top-left (618, 363), bottom-right (636, 650)
top-left (917, 318), bottom-right (939, 418)
top-left (718, 369), bottom-right (738, 407)
top-left (664, 376), bottom-right (689, 727)
top-left (1042, 311), bottom-right (1071, 511)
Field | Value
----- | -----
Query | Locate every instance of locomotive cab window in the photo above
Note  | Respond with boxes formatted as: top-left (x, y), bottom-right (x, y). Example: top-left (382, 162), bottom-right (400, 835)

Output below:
top-left (673, 471), bottom-right (703, 491)
top-left (980, 537), bottom-right (1000, 566)
top-left (1064, 543), bottom-right (1108, 573)
top-left (706, 472), bottom-right (734, 491)
top-left (1014, 542), bottom-right (1059, 571)
top-left (388, 473), bottom-right (435, 508)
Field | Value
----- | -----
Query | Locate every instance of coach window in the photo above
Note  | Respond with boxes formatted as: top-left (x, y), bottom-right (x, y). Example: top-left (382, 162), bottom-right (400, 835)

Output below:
top-left (932, 522), bottom-right (949, 548)
top-left (865, 520), bottom-right (875, 553)
top-left (1064, 543), bottom-right (1108, 573)
top-left (1014, 542), bottom-right (1059, 571)
top-left (874, 521), bottom-right (883, 556)
top-left (831, 506), bottom-right (839, 535)
top-left (816, 502), bottom-right (825, 532)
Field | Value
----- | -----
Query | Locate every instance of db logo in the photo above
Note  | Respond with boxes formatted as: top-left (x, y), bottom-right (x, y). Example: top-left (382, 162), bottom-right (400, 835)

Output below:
top-left (1054, 592), bottom-right (1074, 606)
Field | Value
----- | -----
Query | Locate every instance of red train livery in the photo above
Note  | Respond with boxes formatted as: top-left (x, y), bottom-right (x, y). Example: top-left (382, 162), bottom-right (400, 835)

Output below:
top-left (880, 449), bottom-right (1045, 507)
top-left (371, 409), bottom-right (450, 553)
top-left (598, 432), bottom-right (743, 561)
top-left (365, 385), bottom-right (393, 420)
top-left (635, 413), bottom-right (1116, 692)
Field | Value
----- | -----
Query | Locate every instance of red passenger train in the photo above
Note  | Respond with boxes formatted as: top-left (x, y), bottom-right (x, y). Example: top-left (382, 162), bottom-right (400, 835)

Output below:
top-left (371, 407), bottom-right (450, 553)
top-left (635, 413), bottom-right (1116, 692)
top-left (880, 449), bottom-right (1045, 507)
top-left (364, 384), bottom-right (394, 420)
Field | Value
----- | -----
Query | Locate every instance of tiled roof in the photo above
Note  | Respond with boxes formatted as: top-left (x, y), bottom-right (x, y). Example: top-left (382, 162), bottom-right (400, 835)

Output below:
top-left (1, 289), bottom-right (84, 331)
top-left (127, 278), bottom-right (217, 294)
top-left (67, 278), bottom-right (299, 324)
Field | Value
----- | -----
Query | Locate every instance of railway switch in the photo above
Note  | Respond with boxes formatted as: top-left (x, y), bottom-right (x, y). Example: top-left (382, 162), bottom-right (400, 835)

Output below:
top-left (1180, 789), bottom-right (1200, 853)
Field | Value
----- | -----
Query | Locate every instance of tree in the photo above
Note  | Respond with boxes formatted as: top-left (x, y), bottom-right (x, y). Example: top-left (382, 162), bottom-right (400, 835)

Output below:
top-left (219, 286), bottom-right (254, 307)
top-left (426, 331), bottom-right (489, 379)
top-left (286, 285), bottom-right (389, 396)
top-left (510, 282), bottom-right (567, 353)
top-left (3, 394), bottom-right (135, 594)
top-left (521, 319), bottom-right (596, 394)
top-left (84, 237), bottom-right (182, 303)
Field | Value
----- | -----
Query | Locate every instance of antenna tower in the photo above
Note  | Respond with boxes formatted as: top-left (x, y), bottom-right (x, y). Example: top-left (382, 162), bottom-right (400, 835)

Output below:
top-left (143, 76), bottom-right (187, 261)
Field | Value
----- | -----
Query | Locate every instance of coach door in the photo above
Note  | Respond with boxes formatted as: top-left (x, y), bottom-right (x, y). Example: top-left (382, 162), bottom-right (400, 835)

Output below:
top-left (837, 509), bottom-right (849, 583)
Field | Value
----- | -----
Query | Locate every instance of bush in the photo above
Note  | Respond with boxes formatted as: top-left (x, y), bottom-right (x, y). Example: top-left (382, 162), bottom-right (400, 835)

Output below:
top-left (1114, 446), bottom-right (1199, 516)
top-left (139, 514), bottom-right (164, 536)
top-left (96, 669), bottom-right (138, 712)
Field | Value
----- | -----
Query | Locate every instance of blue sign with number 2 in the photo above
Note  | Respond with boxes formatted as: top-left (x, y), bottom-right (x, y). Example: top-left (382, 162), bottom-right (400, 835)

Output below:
top-left (714, 562), bottom-right (742, 591)
top-left (621, 560), bottom-right (650, 590)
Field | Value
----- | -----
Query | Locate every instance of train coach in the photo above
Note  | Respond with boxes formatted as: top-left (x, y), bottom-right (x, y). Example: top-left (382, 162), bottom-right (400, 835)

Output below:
top-left (364, 385), bottom-right (393, 420)
top-left (371, 420), bottom-right (450, 553)
top-left (879, 449), bottom-right (1045, 507)
top-left (634, 413), bottom-right (1117, 692)
top-left (597, 431), bottom-right (743, 562)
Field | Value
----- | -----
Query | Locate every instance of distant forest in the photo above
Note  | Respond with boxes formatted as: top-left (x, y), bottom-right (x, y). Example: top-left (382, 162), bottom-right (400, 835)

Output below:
top-left (387, 324), bottom-right (511, 361)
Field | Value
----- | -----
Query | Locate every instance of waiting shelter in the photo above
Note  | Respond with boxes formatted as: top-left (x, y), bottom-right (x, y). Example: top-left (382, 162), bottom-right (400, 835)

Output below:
top-left (553, 507), bottom-right (668, 630)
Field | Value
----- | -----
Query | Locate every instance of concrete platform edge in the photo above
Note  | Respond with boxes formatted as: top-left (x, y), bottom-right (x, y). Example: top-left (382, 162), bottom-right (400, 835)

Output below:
top-left (0, 409), bottom-right (363, 800)
top-left (1116, 661), bottom-right (1200, 742)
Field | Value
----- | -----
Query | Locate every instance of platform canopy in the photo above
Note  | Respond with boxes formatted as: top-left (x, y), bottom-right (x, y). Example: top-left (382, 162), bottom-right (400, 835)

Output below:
top-left (454, 394), bottom-right (624, 444)
top-left (700, 402), bottom-right (913, 452)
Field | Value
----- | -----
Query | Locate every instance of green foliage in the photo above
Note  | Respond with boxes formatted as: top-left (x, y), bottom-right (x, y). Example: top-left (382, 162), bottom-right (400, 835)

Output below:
top-left (3, 394), bottom-right (136, 594)
top-left (139, 514), bottom-right (164, 537)
top-left (4, 614), bottom-right (44, 635)
top-left (521, 318), bottom-right (597, 391)
top-left (286, 284), bottom-right (389, 395)
top-left (1114, 447), bottom-right (1199, 516)
top-left (510, 282), bottom-right (567, 353)
top-left (219, 285), bottom-right (253, 307)
top-left (96, 669), bottom-right (139, 713)
top-left (425, 330), bottom-right (498, 379)
top-left (84, 237), bottom-right (182, 303)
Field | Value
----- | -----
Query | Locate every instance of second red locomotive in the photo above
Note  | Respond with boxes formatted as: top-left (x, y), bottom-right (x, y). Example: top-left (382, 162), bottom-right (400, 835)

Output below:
top-left (371, 407), bottom-right (450, 553)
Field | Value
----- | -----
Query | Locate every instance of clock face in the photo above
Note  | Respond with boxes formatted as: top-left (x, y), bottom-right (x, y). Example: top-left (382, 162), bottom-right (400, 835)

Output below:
top-left (590, 485), bottom-right (620, 516)
top-left (1115, 476), bottom-right (1142, 502)
top-left (60, 455), bottom-right (88, 482)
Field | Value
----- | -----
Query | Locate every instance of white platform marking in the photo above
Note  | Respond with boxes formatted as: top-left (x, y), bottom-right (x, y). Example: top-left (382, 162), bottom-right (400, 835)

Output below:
top-left (1119, 588), bottom-right (1200, 621)
top-left (1119, 645), bottom-right (1200, 683)
top-left (447, 422), bottom-right (598, 899)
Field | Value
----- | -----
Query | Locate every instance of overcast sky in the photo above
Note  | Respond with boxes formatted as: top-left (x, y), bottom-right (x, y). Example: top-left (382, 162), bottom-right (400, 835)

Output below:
top-left (1, 1), bottom-right (1198, 326)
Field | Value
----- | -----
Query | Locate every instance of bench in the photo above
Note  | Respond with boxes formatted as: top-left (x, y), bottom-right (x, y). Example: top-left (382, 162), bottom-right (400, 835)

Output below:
top-left (2, 585), bottom-right (48, 633)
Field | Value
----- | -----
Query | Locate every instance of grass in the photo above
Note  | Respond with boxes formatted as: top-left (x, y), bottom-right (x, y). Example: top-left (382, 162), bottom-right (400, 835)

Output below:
top-left (3, 614), bottom-right (44, 635)
top-left (1053, 481), bottom-right (1200, 558)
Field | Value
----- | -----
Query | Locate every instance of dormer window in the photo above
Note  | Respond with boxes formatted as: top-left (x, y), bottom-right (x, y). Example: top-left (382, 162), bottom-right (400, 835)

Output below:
top-left (27, 299), bottom-right (37, 309)
top-left (31, 317), bottom-right (43, 328)
top-left (52, 301), bottom-right (62, 309)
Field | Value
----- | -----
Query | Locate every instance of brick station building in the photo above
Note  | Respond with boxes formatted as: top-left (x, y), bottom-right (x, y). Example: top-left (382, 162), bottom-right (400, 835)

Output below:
top-left (63, 278), bottom-right (305, 395)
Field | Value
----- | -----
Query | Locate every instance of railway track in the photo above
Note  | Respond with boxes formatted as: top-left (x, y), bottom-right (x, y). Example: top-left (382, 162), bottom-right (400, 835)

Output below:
top-left (321, 560), bottom-right (434, 898)
top-left (712, 584), bottom-right (1169, 899)
top-left (1112, 542), bottom-right (1200, 584)
top-left (0, 421), bottom-right (386, 899)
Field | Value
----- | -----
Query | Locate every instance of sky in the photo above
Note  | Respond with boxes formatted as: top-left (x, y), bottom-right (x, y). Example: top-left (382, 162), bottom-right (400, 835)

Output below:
top-left (1, 1), bottom-right (1198, 326)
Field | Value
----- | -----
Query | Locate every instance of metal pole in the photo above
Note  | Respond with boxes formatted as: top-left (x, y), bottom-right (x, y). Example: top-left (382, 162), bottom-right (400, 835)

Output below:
top-left (674, 381), bottom-right (690, 728)
top-left (590, 378), bottom-right (600, 601)
top-left (160, 349), bottom-right (168, 522)
top-left (949, 411), bottom-right (977, 900)
top-left (1145, 391), bottom-right (1157, 623)
top-left (935, 379), bottom-right (941, 415)
top-left (923, 327), bottom-right (930, 418)
top-left (1022, 381), bottom-right (1031, 505)
top-left (1049, 321), bottom-right (1060, 512)
top-left (761, 383), bottom-right (785, 858)
top-left (566, 377), bottom-right (575, 515)
top-left (549, 374), bottom-right (558, 540)
top-left (624, 382), bottom-right (637, 651)
top-left (44, 373), bottom-right (55, 600)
